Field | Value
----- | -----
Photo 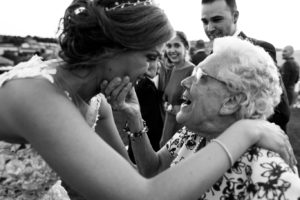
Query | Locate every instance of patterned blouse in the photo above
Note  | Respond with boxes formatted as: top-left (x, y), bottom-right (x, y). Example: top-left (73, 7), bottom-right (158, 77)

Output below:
top-left (166, 127), bottom-right (300, 200)
top-left (0, 56), bottom-right (101, 200)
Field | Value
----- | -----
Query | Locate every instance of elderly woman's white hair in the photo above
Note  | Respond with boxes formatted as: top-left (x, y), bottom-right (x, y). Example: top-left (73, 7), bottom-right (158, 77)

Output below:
top-left (212, 36), bottom-right (282, 119)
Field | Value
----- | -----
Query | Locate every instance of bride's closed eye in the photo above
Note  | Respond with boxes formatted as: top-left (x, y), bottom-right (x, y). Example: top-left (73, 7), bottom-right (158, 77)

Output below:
top-left (146, 53), bottom-right (161, 62)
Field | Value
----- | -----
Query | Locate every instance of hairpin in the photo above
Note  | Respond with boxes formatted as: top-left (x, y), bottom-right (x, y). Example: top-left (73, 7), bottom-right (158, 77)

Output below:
top-left (105, 0), bottom-right (153, 11)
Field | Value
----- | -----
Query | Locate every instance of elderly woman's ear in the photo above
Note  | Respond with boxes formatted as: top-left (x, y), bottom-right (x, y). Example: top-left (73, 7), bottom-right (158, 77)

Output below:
top-left (219, 92), bottom-right (247, 115)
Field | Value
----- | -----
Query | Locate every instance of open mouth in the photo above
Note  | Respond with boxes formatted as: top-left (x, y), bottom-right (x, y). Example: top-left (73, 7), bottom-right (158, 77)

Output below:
top-left (168, 53), bottom-right (179, 59)
top-left (180, 95), bottom-right (192, 105)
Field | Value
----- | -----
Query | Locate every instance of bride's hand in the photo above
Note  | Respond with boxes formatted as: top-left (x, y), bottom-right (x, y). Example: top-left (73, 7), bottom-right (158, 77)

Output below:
top-left (228, 119), bottom-right (297, 171)
top-left (100, 77), bottom-right (141, 117)
top-left (255, 122), bottom-right (297, 171)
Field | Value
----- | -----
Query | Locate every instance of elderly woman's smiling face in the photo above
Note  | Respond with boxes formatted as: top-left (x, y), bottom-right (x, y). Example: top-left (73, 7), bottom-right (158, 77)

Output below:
top-left (176, 56), bottom-right (230, 133)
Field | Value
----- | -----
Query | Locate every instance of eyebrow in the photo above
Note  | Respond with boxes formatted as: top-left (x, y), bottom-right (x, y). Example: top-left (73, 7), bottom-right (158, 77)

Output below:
top-left (201, 15), bottom-right (223, 21)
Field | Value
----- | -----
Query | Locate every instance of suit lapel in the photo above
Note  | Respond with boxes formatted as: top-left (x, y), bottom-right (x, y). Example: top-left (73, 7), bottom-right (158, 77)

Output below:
top-left (238, 31), bottom-right (255, 45)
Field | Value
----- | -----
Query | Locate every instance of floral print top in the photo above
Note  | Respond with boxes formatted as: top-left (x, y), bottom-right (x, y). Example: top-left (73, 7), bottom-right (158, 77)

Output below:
top-left (0, 56), bottom-right (101, 199)
top-left (166, 127), bottom-right (300, 200)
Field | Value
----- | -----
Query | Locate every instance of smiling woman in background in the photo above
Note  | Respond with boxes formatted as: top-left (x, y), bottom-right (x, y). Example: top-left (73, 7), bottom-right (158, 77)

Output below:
top-left (160, 31), bottom-right (195, 147)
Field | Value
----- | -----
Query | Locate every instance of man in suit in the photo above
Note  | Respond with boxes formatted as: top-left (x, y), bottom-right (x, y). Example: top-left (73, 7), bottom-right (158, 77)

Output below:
top-left (201, 0), bottom-right (290, 131)
top-left (280, 45), bottom-right (300, 106)
top-left (135, 66), bottom-right (164, 152)
top-left (127, 58), bottom-right (164, 162)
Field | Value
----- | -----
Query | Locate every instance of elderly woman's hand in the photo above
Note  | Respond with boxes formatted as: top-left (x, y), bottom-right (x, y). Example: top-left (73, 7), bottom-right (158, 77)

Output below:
top-left (100, 77), bottom-right (141, 118)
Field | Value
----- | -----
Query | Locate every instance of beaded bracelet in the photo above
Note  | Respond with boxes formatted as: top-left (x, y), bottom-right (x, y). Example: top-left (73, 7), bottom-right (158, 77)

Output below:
top-left (211, 139), bottom-right (233, 167)
top-left (123, 120), bottom-right (148, 140)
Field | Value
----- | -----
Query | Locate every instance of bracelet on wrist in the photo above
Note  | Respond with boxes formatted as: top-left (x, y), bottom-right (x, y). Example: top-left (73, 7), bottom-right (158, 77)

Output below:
top-left (123, 119), bottom-right (148, 140)
top-left (211, 139), bottom-right (233, 167)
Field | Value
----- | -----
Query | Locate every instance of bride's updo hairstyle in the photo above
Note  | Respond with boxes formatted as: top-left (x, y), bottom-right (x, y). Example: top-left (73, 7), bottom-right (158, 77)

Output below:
top-left (58, 0), bottom-right (174, 69)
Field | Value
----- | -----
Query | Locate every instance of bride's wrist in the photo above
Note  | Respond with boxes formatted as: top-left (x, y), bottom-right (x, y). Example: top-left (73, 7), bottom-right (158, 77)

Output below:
top-left (237, 120), bottom-right (261, 145)
top-left (224, 120), bottom-right (259, 145)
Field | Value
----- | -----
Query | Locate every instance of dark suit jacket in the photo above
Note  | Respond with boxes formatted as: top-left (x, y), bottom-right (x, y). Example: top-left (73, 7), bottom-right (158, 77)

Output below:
top-left (191, 50), bottom-right (207, 66)
top-left (281, 57), bottom-right (300, 89)
top-left (238, 32), bottom-right (290, 131)
top-left (135, 77), bottom-right (164, 150)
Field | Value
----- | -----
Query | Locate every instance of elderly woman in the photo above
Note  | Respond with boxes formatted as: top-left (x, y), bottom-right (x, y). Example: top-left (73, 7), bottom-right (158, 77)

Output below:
top-left (105, 36), bottom-right (300, 199)
top-left (171, 37), bottom-right (300, 199)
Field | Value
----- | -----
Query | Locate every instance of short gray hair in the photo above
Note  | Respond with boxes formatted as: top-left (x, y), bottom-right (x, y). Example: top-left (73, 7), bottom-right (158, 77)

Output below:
top-left (212, 36), bottom-right (282, 119)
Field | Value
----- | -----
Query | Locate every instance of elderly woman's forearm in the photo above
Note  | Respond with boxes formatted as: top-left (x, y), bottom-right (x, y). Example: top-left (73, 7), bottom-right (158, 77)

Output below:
top-left (130, 133), bottom-right (164, 177)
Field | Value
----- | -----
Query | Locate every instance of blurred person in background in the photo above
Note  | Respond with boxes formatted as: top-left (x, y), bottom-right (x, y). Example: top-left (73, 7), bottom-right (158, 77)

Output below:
top-left (191, 39), bottom-right (208, 65)
top-left (280, 45), bottom-right (300, 106)
top-left (157, 50), bottom-right (174, 120)
top-left (160, 31), bottom-right (195, 147)
top-left (158, 50), bottom-right (174, 93)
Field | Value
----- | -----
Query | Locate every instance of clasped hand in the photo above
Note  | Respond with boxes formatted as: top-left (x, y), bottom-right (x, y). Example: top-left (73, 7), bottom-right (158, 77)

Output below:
top-left (100, 76), bottom-right (140, 117)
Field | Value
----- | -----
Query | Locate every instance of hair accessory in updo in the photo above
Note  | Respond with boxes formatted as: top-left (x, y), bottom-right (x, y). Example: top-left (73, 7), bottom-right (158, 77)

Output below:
top-left (105, 0), bottom-right (153, 11)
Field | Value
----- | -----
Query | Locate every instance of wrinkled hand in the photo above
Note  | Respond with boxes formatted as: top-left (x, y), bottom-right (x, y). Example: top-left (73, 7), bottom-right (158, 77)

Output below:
top-left (100, 77), bottom-right (140, 116)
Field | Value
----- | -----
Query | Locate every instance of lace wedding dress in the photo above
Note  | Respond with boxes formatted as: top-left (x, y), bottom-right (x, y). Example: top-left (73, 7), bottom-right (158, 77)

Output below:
top-left (0, 56), bottom-right (101, 200)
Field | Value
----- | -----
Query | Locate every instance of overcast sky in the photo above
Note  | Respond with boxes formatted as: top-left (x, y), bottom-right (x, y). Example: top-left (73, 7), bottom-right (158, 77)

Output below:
top-left (1, 0), bottom-right (299, 49)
